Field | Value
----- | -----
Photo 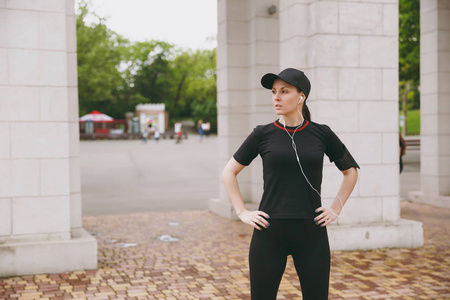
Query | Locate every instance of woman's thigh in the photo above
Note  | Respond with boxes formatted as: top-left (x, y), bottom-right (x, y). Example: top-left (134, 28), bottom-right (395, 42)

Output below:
top-left (291, 221), bottom-right (330, 299)
top-left (249, 226), bottom-right (287, 300)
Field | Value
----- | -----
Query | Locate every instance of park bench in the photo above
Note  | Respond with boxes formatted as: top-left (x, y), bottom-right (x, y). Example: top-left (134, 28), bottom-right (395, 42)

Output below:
top-left (405, 138), bottom-right (420, 150)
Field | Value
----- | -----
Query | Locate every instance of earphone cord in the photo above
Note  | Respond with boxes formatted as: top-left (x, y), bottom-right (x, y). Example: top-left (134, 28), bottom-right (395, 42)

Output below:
top-left (283, 121), bottom-right (346, 216)
top-left (283, 123), bottom-right (321, 197)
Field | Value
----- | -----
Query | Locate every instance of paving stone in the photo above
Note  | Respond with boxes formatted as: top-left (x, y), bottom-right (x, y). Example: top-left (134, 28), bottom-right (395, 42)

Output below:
top-left (0, 202), bottom-right (449, 299)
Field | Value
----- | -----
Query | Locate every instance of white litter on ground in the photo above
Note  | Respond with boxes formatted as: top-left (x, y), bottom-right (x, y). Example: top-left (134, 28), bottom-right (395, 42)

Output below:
top-left (158, 235), bottom-right (179, 242)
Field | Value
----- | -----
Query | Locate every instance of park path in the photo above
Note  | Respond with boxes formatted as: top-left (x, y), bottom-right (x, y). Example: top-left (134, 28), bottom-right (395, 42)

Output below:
top-left (81, 136), bottom-right (219, 216)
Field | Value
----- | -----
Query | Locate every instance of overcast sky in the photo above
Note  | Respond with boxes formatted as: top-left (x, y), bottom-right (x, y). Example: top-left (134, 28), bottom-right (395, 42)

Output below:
top-left (78, 0), bottom-right (218, 50)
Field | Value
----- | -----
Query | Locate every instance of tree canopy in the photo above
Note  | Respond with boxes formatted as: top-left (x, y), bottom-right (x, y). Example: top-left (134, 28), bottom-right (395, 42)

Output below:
top-left (76, 1), bottom-right (127, 116)
top-left (76, 1), bottom-right (217, 131)
top-left (399, 0), bottom-right (420, 111)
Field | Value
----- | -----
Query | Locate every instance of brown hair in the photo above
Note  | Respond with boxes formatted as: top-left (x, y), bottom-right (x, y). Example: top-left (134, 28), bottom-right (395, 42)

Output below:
top-left (302, 104), bottom-right (311, 121)
top-left (297, 88), bottom-right (311, 121)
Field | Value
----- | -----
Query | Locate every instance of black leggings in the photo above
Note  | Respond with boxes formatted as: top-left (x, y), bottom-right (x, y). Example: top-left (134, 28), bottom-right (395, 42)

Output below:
top-left (249, 219), bottom-right (330, 300)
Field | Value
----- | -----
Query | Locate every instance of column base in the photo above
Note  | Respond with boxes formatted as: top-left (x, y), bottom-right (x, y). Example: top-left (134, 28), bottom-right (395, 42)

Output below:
top-left (0, 228), bottom-right (97, 277)
top-left (327, 219), bottom-right (423, 250)
top-left (408, 191), bottom-right (450, 209)
top-left (209, 198), bottom-right (423, 251)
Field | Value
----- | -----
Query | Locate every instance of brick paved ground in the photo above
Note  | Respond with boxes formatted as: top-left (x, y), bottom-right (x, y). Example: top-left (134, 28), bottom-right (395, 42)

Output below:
top-left (1, 201), bottom-right (449, 299)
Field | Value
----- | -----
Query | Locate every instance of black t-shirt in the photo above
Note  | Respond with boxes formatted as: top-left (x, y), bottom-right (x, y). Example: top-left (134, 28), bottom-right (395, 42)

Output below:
top-left (233, 120), bottom-right (358, 220)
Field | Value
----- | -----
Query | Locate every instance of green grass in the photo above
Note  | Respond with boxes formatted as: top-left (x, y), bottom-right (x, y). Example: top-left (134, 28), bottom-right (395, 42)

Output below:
top-left (399, 109), bottom-right (420, 136)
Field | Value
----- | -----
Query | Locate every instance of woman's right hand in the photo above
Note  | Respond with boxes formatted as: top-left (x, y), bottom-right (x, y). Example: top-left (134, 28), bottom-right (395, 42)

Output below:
top-left (238, 210), bottom-right (270, 230)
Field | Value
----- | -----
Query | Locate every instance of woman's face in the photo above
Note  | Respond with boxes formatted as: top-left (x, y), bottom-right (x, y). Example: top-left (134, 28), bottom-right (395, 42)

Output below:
top-left (271, 79), bottom-right (302, 117)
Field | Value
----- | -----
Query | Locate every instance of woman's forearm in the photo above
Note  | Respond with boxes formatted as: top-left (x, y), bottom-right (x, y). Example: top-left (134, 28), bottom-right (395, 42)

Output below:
top-left (222, 159), bottom-right (247, 215)
top-left (330, 167), bottom-right (358, 215)
top-left (222, 158), bottom-right (270, 230)
top-left (222, 171), bottom-right (247, 215)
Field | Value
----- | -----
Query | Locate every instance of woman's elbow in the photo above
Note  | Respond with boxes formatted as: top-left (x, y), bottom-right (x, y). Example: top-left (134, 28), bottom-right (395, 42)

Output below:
top-left (222, 168), bottom-right (230, 181)
top-left (223, 158), bottom-right (244, 178)
top-left (343, 167), bottom-right (358, 178)
top-left (222, 163), bottom-right (235, 181)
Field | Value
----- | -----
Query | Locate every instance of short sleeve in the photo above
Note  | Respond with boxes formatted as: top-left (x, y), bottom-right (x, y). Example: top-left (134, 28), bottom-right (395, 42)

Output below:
top-left (324, 126), bottom-right (360, 171)
top-left (233, 127), bottom-right (262, 166)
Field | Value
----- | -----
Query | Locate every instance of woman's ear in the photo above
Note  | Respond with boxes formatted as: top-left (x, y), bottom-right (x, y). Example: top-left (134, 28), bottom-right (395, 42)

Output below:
top-left (298, 92), bottom-right (306, 104)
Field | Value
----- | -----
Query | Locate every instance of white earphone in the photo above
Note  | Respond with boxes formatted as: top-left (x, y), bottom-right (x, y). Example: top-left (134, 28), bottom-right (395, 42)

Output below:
top-left (298, 96), bottom-right (304, 104)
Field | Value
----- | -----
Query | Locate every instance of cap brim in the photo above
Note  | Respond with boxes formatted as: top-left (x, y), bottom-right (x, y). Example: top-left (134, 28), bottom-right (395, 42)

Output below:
top-left (261, 73), bottom-right (279, 89)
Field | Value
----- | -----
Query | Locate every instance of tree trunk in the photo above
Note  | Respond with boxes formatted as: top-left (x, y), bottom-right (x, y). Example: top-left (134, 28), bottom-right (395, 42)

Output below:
top-left (174, 74), bottom-right (187, 108)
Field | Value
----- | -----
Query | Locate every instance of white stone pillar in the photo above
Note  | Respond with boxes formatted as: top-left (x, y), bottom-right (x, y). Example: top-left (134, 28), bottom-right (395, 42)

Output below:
top-left (0, 0), bottom-right (97, 276)
top-left (409, 0), bottom-right (450, 208)
top-left (213, 0), bottom-right (423, 250)
top-left (210, 0), bottom-right (280, 219)
top-left (278, 0), bottom-right (422, 250)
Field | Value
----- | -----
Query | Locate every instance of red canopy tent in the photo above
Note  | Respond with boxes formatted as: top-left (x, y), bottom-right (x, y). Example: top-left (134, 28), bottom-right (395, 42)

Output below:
top-left (79, 110), bottom-right (114, 122)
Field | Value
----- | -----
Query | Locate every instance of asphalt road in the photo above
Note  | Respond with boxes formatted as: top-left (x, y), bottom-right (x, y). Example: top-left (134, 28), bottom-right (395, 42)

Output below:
top-left (81, 135), bottom-right (420, 216)
top-left (81, 135), bottom-right (219, 216)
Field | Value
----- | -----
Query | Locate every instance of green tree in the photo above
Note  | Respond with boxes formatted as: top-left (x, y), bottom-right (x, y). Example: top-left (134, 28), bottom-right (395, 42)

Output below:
top-left (76, 0), bottom-right (128, 117)
top-left (399, 0), bottom-right (420, 85)
top-left (176, 49), bottom-right (217, 131)
top-left (399, 0), bottom-right (420, 135)
top-left (131, 47), bottom-right (217, 127)
top-left (131, 41), bottom-right (175, 105)
top-left (76, 1), bottom-right (217, 129)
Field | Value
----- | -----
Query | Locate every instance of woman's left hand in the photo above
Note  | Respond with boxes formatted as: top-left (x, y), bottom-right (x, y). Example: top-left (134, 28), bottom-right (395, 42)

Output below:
top-left (314, 207), bottom-right (338, 227)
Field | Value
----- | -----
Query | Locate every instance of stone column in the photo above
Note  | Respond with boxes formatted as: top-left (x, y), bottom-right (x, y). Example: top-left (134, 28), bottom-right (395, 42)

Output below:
top-left (0, 0), bottom-right (97, 276)
top-left (213, 0), bottom-right (423, 250)
top-left (279, 0), bottom-right (408, 249)
top-left (408, 0), bottom-right (450, 208)
top-left (210, 0), bottom-right (280, 219)
top-left (280, 0), bottom-right (422, 250)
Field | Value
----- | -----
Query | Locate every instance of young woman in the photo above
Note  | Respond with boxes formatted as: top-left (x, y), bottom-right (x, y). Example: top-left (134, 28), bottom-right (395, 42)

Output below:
top-left (222, 68), bottom-right (359, 299)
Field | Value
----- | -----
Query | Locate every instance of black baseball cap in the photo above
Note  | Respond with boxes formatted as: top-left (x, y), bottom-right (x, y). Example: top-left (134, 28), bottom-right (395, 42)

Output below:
top-left (261, 68), bottom-right (311, 99)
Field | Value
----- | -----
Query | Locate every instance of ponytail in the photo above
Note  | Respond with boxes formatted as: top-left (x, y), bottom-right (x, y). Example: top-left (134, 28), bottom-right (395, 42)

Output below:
top-left (302, 104), bottom-right (311, 121)
top-left (297, 88), bottom-right (311, 121)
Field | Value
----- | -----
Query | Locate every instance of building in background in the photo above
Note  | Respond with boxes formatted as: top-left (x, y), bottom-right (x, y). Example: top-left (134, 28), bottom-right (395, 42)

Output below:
top-left (78, 105), bottom-right (168, 139)
top-left (136, 103), bottom-right (168, 134)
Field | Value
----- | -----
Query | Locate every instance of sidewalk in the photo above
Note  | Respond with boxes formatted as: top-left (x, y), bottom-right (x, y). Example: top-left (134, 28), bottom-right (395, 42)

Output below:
top-left (1, 201), bottom-right (449, 299)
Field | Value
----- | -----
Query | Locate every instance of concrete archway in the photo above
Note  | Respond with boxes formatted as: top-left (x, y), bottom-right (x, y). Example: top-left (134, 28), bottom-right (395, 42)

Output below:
top-left (1, 0), bottom-right (448, 276)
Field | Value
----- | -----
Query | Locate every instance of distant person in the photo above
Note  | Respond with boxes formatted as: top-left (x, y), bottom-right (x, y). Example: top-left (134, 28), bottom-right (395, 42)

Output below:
top-left (222, 68), bottom-right (359, 300)
top-left (198, 120), bottom-right (205, 142)
top-left (174, 121), bottom-right (182, 144)
top-left (202, 121), bottom-right (211, 137)
top-left (399, 134), bottom-right (406, 173)
top-left (142, 129), bottom-right (148, 143)
top-left (154, 129), bottom-right (160, 143)
top-left (176, 130), bottom-right (182, 143)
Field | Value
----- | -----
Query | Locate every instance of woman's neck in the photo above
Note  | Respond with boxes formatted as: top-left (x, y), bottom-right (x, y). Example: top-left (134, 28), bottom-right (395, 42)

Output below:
top-left (280, 114), bottom-right (304, 127)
